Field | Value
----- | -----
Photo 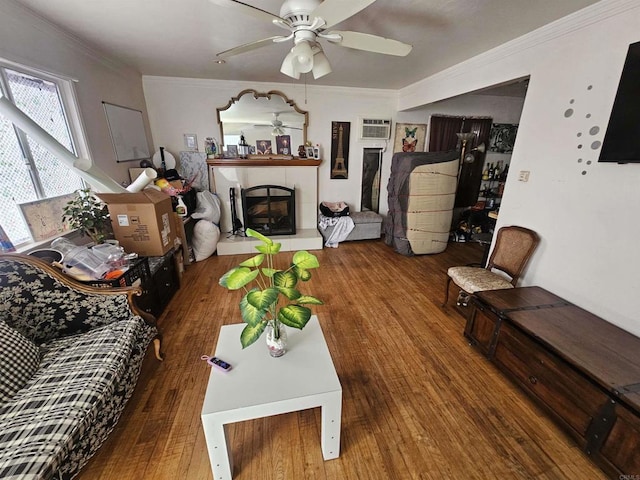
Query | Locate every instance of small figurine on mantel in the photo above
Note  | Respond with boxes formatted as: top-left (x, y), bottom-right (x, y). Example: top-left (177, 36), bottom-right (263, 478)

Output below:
top-left (238, 133), bottom-right (249, 159)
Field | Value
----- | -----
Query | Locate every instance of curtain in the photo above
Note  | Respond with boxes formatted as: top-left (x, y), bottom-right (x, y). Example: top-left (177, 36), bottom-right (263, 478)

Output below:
top-left (427, 114), bottom-right (492, 207)
top-left (456, 117), bottom-right (492, 207)
top-left (428, 115), bottom-right (463, 152)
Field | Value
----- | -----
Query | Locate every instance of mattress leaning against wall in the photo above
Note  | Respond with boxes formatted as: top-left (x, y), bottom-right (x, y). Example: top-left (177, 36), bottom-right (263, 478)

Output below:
top-left (384, 150), bottom-right (460, 256)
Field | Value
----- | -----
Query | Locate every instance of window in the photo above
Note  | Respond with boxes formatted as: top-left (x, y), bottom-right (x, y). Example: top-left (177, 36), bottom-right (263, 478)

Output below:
top-left (0, 64), bottom-right (84, 246)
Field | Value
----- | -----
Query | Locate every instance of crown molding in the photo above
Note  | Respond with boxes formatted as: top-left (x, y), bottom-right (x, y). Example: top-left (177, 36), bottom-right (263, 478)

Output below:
top-left (399, 0), bottom-right (639, 106)
top-left (142, 75), bottom-right (397, 98)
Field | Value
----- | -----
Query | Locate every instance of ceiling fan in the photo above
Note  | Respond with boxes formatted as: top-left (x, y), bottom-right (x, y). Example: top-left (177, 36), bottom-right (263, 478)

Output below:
top-left (254, 112), bottom-right (303, 136)
top-left (210, 0), bottom-right (412, 79)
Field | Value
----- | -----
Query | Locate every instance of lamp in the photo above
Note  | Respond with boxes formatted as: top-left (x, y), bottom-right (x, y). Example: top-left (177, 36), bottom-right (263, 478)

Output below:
top-left (456, 132), bottom-right (477, 166)
top-left (280, 41), bottom-right (332, 80)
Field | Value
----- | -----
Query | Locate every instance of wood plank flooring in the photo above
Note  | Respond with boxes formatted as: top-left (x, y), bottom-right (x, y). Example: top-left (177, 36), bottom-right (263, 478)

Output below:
top-left (78, 239), bottom-right (606, 479)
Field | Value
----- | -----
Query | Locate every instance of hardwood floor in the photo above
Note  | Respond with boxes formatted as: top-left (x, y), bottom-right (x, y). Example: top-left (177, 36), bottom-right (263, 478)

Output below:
top-left (78, 240), bottom-right (606, 479)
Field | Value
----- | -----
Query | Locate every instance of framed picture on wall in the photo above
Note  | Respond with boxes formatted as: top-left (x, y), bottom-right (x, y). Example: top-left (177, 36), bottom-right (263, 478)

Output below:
top-left (183, 133), bottom-right (198, 151)
top-left (393, 123), bottom-right (427, 153)
top-left (102, 102), bottom-right (150, 163)
top-left (489, 123), bottom-right (518, 153)
top-left (331, 121), bottom-right (350, 179)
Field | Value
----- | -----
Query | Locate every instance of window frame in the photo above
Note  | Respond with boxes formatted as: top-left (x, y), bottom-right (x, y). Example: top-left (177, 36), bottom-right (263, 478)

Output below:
top-left (0, 58), bottom-right (92, 248)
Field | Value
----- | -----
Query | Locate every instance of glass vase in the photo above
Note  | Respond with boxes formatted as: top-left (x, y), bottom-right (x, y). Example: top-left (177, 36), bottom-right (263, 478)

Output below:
top-left (265, 321), bottom-right (287, 358)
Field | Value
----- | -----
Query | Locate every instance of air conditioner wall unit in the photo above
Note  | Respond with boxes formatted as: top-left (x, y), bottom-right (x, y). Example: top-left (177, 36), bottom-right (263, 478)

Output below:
top-left (359, 117), bottom-right (391, 140)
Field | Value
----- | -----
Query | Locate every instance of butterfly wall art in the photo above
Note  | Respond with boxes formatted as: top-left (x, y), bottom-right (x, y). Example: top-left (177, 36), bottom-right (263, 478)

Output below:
top-left (393, 123), bottom-right (427, 153)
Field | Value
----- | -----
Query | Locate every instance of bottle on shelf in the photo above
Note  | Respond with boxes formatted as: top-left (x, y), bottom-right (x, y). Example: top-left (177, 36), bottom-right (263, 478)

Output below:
top-left (493, 161), bottom-right (501, 180)
top-left (482, 163), bottom-right (490, 181)
top-left (500, 163), bottom-right (509, 182)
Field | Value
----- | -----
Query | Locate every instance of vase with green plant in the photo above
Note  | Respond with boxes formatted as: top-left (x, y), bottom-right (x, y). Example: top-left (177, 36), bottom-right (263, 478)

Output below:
top-left (219, 228), bottom-right (323, 357)
top-left (62, 188), bottom-right (111, 245)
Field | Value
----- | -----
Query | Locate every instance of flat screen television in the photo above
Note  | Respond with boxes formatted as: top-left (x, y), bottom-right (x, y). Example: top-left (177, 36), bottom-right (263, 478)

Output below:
top-left (599, 40), bottom-right (640, 164)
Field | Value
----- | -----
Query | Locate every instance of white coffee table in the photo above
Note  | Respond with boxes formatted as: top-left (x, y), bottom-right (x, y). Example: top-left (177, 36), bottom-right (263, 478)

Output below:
top-left (201, 316), bottom-right (342, 480)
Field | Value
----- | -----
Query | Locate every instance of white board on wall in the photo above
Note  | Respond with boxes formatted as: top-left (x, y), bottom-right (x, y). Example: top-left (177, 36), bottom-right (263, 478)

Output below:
top-left (103, 101), bottom-right (150, 162)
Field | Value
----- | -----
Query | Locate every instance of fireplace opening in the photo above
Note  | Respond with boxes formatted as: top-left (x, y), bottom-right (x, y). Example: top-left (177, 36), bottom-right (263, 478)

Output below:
top-left (241, 185), bottom-right (296, 236)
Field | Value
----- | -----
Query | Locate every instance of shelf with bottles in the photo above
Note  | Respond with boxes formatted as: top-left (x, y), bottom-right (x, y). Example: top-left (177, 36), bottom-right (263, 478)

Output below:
top-left (480, 160), bottom-right (509, 198)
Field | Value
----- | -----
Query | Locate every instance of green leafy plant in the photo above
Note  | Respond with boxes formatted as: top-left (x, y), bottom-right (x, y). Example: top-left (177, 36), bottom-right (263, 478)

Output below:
top-left (62, 188), bottom-right (111, 245)
top-left (219, 228), bottom-right (323, 348)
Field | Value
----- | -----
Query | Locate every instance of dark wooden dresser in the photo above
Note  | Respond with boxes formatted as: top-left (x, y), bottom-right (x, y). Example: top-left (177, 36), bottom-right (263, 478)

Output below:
top-left (467, 286), bottom-right (640, 478)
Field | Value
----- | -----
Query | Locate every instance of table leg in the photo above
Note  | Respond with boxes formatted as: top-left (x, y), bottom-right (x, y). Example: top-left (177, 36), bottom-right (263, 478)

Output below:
top-left (202, 420), bottom-right (233, 480)
top-left (321, 391), bottom-right (342, 460)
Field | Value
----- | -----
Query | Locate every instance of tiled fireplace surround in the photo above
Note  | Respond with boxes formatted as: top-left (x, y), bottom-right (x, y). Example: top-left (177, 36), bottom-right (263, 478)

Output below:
top-left (208, 160), bottom-right (323, 255)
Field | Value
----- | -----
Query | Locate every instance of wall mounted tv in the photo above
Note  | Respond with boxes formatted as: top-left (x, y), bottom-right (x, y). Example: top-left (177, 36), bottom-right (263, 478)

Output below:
top-left (599, 40), bottom-right (640, 164)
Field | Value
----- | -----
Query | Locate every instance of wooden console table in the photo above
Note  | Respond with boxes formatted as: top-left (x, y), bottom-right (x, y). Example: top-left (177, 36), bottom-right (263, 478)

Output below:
top-left (466, 286), bottom-right (640, 477)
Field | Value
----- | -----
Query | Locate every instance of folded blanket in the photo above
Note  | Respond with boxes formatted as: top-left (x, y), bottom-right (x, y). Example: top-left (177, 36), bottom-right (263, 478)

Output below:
top-left (318, 215), bottom-right (355, 248)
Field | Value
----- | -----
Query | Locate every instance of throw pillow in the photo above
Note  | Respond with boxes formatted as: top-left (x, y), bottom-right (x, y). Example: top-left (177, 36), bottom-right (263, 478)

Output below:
top-left (192, 220), bottom-right (221, 262)
top-left (0, 321), bottom-right (41, 403)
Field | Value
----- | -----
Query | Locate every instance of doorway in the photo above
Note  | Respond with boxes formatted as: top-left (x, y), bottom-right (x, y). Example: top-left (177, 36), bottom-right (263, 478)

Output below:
top-left (361, 148), bottom-right (383, 213)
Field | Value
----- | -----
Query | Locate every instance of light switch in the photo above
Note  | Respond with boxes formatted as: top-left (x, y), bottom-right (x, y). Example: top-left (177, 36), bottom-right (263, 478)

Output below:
top-left (518, 170), bottom-right (530, 182)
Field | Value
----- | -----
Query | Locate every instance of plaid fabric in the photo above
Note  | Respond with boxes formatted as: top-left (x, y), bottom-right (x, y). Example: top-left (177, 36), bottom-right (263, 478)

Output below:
top-left (0, 322), bottom-right (41, 403)
top-left (0, 317), bottom-right (155, 480)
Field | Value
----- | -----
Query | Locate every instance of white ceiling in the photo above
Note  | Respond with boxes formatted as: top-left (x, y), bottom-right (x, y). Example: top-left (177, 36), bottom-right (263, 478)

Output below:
top-left (14, 0), bottom-right (600, 90)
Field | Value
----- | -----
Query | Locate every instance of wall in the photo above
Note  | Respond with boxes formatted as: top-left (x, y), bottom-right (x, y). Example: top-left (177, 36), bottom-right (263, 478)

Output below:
top-left (142, 77), bottom-right (397, 216)
top-left (0, 0), bottom-right (152, 187)
top-left (398, 0), bottom-right (640, 336)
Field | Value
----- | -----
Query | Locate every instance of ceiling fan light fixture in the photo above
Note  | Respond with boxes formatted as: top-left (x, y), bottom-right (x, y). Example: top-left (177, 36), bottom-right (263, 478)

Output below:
top-left (312, 47), bottom-right (332, 79)
top-left (291, 40), bottom-right (313, 73)
top-left (280, 49), bottom-right (301, 79)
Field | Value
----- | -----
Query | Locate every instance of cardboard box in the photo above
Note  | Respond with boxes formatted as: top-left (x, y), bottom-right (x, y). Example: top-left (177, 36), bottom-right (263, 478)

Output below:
top-left (97, 190), bottom-right (177, 257)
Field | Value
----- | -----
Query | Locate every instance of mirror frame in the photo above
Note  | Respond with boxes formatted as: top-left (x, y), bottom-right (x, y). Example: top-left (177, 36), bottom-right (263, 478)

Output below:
top-left (216, 89), bottom-right (308, 147)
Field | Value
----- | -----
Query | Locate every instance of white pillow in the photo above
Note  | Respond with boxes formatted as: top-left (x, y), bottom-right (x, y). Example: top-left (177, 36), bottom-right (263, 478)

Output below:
top-left (191, 191), bottom-right (221, 225)
top-left (192, 220), bottom-right (220, 261)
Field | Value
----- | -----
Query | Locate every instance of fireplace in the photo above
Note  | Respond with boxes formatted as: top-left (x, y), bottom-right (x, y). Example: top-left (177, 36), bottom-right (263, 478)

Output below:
top-left (241, 185), bottom-right (296, 235)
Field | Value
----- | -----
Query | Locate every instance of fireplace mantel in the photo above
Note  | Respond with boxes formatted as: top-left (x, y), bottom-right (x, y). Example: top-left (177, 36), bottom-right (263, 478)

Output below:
top-left (207, 158), bottom-right (321, 167)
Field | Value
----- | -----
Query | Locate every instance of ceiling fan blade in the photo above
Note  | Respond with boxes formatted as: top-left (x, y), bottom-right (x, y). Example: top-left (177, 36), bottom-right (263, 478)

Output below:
top-left (217, 36), bottom-right (287, 59)
top-left (327, 31), bottom-right (412, 56)
top-left (253, 124), bottom-right (303, 130)
top-left (311, 0), bottom-right (377, 30)
top-left (209, 0), bottom-right (285, 24)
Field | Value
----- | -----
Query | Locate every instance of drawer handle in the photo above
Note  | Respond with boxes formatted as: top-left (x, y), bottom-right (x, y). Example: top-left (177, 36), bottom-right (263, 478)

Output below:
top-left (528, 375), bottom-right (538, 385)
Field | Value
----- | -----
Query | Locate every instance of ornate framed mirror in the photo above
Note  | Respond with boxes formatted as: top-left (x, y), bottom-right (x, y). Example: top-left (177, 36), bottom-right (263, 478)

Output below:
top-left (217, 90), bottom-right (308, 156)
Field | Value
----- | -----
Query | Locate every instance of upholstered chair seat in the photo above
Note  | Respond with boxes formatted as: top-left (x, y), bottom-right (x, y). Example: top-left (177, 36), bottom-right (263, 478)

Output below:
top-left (447, 266), bottom-right (515, 294)
top-left (443, 225), bottom-right (540, 308)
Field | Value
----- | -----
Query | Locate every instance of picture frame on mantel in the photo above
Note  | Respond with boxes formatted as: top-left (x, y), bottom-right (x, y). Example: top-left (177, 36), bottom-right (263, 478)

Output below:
top-left (226, 145), bottom-right (238, 158)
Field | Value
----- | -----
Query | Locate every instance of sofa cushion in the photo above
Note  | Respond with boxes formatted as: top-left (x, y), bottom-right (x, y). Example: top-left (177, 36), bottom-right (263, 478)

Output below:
top-left (0, 322), bottom-right (40, 403)
top-left (0, 318), bottom-right (143, 479)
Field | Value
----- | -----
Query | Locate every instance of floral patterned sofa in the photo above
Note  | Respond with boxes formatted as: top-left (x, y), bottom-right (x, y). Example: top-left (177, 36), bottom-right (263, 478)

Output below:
top-left (0, 253), bottom-right (162, 479)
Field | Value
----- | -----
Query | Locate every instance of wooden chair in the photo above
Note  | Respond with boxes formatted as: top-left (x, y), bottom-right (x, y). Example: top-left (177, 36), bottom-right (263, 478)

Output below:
top-left (443, 225), bottom-right (540, 307)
